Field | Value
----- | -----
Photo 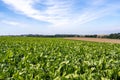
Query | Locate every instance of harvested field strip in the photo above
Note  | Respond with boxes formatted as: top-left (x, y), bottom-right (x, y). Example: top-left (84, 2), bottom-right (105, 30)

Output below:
top-left (65, 38), bottom-right (120, 44)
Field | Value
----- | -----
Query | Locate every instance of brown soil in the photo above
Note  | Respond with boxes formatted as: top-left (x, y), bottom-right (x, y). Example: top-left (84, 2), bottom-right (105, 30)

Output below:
top-left (65, 37), bottom-right (120, 44)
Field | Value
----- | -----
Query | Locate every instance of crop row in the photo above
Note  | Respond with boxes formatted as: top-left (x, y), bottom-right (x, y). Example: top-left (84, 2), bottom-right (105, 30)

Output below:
top-left (0, 37), bottom-right (120, 80)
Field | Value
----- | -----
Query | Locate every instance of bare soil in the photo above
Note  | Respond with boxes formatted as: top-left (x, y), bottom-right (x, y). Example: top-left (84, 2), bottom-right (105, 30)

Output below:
top-left (65, 37), bottom-right (120, 44)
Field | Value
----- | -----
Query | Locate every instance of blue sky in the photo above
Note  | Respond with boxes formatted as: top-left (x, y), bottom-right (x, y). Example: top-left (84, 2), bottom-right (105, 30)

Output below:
top-left (0, 0), bottom-right (120, 35)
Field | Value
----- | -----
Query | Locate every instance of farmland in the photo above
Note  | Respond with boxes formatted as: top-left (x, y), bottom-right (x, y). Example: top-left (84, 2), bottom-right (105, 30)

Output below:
top-left (65, 37), bottom-right (120, 44)
top-left (0, 37), bottom-right (120, 80)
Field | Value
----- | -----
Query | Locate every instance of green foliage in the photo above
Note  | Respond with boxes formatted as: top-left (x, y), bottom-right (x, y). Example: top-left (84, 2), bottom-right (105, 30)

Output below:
top-left (0, 37), bottom-right (120, 80)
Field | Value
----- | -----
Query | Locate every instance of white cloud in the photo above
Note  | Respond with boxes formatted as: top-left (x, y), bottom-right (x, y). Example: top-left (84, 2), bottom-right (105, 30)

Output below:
top-left (74, 8), bottom-right (111, 25)
top-left (2, 0), bottom-right (72, 24)
top-left (1, 20), bottom-right (20, 26)
top-left (2, 0), bottom-right (120, 27)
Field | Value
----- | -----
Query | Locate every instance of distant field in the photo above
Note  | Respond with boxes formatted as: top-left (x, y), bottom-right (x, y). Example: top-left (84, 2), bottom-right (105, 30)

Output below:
top-left (65, 37), bottom-right (120, 44)
top-left (0, 37), bottom-right (120, 80)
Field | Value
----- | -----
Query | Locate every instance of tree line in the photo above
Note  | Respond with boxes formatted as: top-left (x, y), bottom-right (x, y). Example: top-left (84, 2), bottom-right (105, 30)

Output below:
top-left (1, 33), bottom-right (120, 39)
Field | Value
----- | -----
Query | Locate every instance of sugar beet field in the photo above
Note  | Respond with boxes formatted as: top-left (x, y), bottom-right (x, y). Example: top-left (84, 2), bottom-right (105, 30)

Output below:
top-left (0, 37), bottom-right (120, 80)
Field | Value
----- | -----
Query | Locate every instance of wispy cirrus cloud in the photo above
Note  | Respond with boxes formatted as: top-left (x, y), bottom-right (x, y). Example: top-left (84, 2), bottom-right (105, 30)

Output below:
top-left (74, 6), bottom-right (120, 25)
top-left (2, 0), bottom-right (72, 24)
top-left (1, 20), bottom-right (20, 26)
top-left (2, 0), bottom-right (120, 27)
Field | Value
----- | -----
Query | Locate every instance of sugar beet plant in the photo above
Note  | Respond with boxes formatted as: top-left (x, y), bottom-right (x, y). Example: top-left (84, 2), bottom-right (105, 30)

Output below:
top-left (0, 37), bottom-right (120, 80)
